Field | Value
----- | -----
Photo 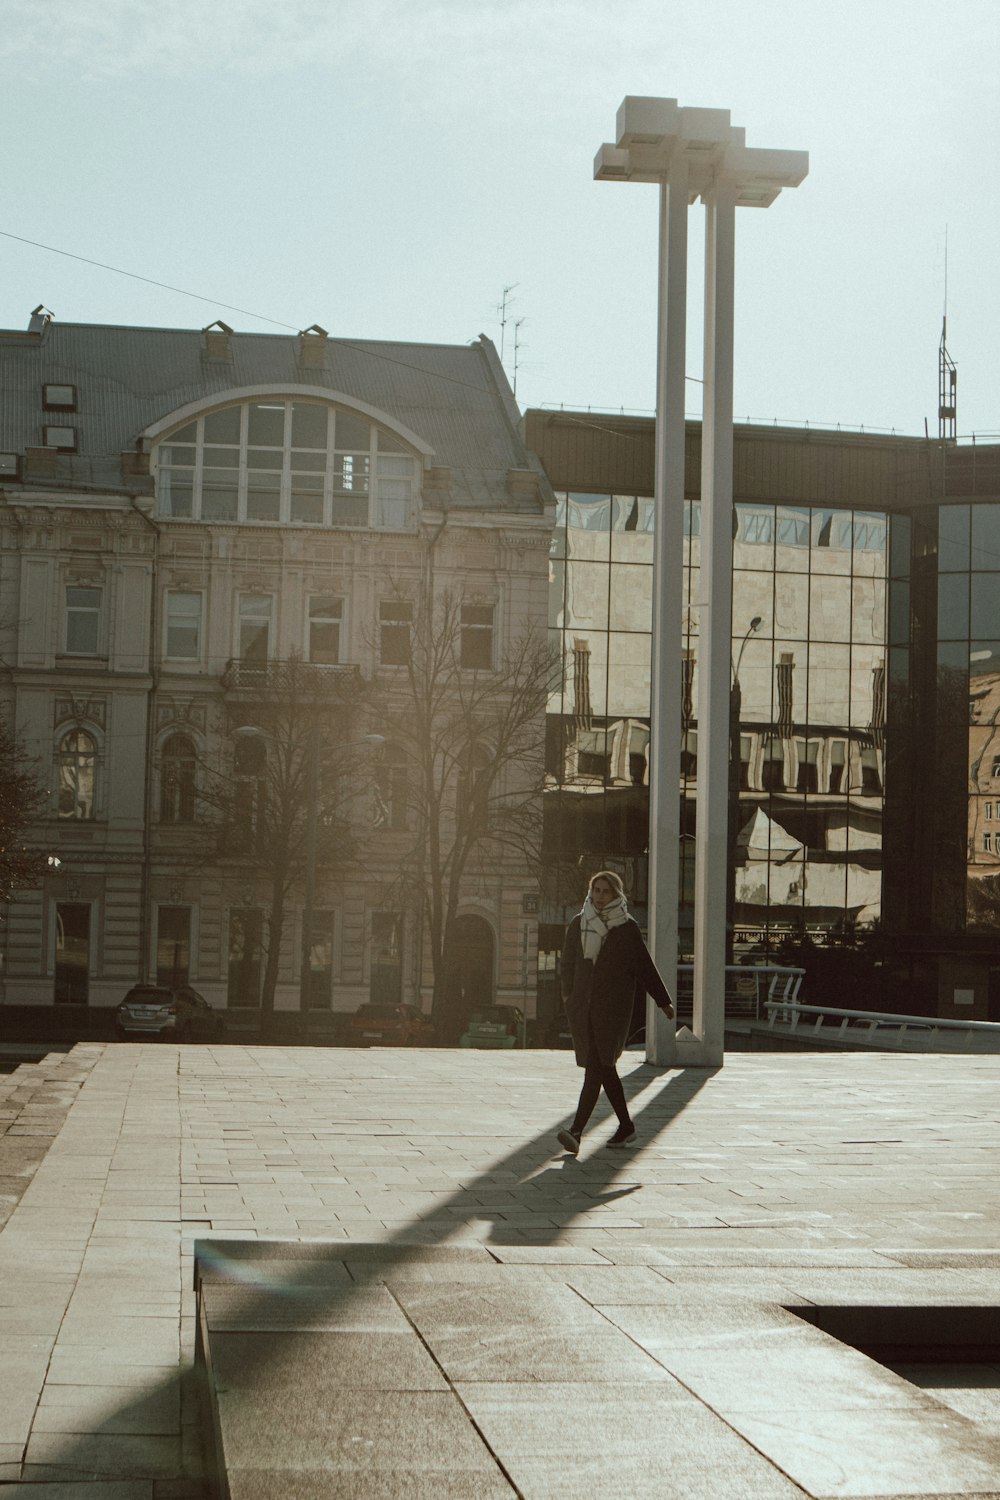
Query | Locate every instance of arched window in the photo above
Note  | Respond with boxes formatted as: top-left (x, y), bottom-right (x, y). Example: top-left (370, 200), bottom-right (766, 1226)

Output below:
top-left (57, 729), bottom-right (96, 820)
top-left (160, 734), bottom-right (196, 823)
top-left (374, 746), bottom-right (408, 831)
top-left (154, 401), bottom-right (419, 530)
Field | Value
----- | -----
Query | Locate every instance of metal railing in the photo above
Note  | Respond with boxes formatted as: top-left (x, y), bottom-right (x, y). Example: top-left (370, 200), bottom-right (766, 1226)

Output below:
top-left (674, 964), bottom-right (804, 1023)
top-left (221, 659), bottom-right (364, 694)
top-left (763, 1000), bottom-right (1000, 1053)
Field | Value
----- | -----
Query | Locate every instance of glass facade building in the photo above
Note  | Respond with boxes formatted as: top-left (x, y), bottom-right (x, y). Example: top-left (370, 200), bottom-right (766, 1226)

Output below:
top-left (530, 411), bottom-right (1000, 1025)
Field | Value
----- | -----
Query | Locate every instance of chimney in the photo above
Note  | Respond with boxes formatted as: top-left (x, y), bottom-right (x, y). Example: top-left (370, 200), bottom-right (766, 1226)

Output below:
top-left (28, 305), bottom-right (53, 336)
top-left (202, 320), bottom-right (234, 361)
top-left (297, 324), bottom-right (329, 368)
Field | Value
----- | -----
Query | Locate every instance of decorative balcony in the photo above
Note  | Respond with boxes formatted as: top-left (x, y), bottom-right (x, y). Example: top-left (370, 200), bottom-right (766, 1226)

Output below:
top-left (221, 658), bottom-right (365, 698)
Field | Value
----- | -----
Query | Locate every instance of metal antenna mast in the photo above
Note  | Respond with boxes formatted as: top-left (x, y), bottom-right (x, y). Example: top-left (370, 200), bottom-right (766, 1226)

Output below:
top-left (938, 229), bottom-right (957, 441)
top-left (512, 316), bottom-right (526, 398)
top-left (497, 283), bottom-right (518, 364)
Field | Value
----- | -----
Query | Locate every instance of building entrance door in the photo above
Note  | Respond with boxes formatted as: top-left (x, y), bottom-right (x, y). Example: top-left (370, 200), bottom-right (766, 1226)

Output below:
top-left (442, 915), bottom-right (494, 1042)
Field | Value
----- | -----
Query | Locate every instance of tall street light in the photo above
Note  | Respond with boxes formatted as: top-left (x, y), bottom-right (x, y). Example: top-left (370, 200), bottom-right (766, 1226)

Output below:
top-left (596, 97), bottom-right (807, 1066)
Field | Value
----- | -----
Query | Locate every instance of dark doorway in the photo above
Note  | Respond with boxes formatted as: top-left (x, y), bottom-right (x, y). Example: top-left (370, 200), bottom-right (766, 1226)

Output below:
top-left (442, 915), bottom-right (495, 1043)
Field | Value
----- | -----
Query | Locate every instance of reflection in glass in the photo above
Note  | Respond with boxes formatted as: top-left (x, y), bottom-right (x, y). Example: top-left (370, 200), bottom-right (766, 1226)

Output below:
top-left (546, 491), bottom-right (890, 958)
top-left (971, 575), bottom-right (1000, 640)
top-left (938, 574), bottom-right (969, 640)
top-left (968, 647), bottom-right (1000, 928)
top-left (938, 504), bottom-right (970, 571)
top-left (971, 504), bottom-right (1000, 571)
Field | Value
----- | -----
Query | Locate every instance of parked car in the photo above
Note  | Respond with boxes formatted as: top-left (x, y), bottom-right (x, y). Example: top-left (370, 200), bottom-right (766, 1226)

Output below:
top-left (115, 985), bottom-right (225, 1042)
top-left (459, 1004), bottom-right (526, 1049)
top-left (344, 1003), bottom-right (437, 1047)
top-left (541, 1011), bottom-right (574, 1049)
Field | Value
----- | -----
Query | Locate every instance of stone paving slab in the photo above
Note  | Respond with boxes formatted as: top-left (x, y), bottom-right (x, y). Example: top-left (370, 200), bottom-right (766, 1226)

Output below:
top-left (6, 1043), bottom-right (1000, 1495)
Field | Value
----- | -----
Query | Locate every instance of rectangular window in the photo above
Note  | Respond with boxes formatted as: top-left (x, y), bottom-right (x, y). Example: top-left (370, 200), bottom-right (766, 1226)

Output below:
top-left (43, 383), bottom-right (77, 411)
top-left (156, 906), bottom-right (191, 986)
top-left (860, 745), bottom-right (882, 794)
top-left (985, 832), bottom-right (993, 854)
top-left (238, 596), bottom-right (272, 663)
top-left (376, 456), bottom-right (413, 528)
top-left (380, 600), bottom-right (413, 666)
top-left (54, 902), bottom-right (90, 1004)
top-left (987, 802), bottom-right (994, 821)
top-left (65, 586), bottom-right (102, 655)
top-left (165, 592), bottom-right (203, 660)
top-left (305, 909), bottom-right (335, 1009)
top-left (308, 597), bottom-right (343, 664)
top-left (762, 735), bottom-right (785, 793)
top-left (795, 739), bottom-right (819, 794)
top-left (576, 728), bottom-right (611, 780)
top-left (44, 425), bottom-right (78, 450)
top-left (460, 604), bottom-right (494, 669)
top-left (370, 912), bottom-right (402, 1005)
top-left (227, 908), bottom-right (264, 1006)
top-left (829, 740), bottom-right (847, 793)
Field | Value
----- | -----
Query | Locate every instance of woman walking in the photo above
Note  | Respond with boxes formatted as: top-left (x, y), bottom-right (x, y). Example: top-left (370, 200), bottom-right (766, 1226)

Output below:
top-left (557, 870), bottom-right (674, 1154)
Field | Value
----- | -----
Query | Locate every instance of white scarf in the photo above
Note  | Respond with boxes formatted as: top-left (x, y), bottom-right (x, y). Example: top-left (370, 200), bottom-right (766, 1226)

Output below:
top-left (579, 892), bottom-right (629, 962)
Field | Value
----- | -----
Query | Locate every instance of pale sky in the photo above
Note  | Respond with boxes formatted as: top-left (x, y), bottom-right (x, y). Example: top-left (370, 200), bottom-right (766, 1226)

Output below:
top-left (3, 0), bottom-right (998, 438)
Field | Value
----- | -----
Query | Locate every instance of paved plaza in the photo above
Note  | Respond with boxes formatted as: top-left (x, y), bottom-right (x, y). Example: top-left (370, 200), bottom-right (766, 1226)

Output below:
top-left (4, 1042), bottom-right (1000, 1498)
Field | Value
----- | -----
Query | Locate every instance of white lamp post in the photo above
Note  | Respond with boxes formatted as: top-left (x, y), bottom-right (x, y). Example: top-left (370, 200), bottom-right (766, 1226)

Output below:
top-left (596, 98), bottom-right (807, 1066)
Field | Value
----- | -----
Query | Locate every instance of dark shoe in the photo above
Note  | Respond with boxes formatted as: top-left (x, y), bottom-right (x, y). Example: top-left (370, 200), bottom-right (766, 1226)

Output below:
top-left (607, 1123), bottom-right (636, 1149)
top-left (557, 1129), bottom-right (581, 1156)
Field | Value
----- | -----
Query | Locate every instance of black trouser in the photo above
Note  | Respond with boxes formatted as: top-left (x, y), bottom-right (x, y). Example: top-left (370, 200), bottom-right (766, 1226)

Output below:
top-left (571, 1049), bottom-right (631, 1134)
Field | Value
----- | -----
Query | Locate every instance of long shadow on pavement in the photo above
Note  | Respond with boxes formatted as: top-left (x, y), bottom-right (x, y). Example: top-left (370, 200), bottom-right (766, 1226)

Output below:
top-left (18, 1053), bottom-right (719, 1490)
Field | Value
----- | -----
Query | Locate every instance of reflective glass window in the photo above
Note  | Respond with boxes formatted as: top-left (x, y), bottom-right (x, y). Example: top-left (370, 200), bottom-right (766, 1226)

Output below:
top-left (938, 574), bottom-right (969, 640)
top-left (971, 504), bottom-right (1000, 571)
top-left (971, 574), bottom-right (1000, 639)
top-left (609, 564), bottom-right (652, 630)
top-left (809, 573), bottom-right (852, 642)
top-left (890, 514), bottom-right (911, 578)
top-left (565, 561), bottom-right (610, 630)
top-left (938, 505), bottom-right (970, 571)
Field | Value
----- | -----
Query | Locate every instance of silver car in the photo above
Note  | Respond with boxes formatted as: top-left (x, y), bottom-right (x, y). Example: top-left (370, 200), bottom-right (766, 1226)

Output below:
top-left (115, 985), bottom-right (225, 1042)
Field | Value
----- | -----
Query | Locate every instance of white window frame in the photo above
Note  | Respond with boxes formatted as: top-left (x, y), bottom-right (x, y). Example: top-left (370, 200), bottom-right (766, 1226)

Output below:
top-left (379, 599), bottom-right (414, 666)
top-left (164, 591), bottom-right (204, 661)
top-left (64, 585), bottom-right (103, 656)
top-left (154, 400), bottom-right (419, 531)
top-left (237, 594), bottom-right (273, 663)
top-left (307, 596), bottom-right (344, 665)
top-left (460, 603), bottom-right (495, 670)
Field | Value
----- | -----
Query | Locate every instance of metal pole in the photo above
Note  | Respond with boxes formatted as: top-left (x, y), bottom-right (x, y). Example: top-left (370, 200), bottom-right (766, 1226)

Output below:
top-left (691, 180), bottom-right (737, 1066)
top-left (646, 164), bottom-right (688, 1065)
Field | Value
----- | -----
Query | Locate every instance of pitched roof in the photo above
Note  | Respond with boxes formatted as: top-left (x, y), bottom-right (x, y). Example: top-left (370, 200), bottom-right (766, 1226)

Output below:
top-left (0, 320), bottom-right (546, 508)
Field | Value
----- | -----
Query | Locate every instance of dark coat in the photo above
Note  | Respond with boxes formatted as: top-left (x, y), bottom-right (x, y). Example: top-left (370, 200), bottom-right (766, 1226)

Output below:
top-left (560, 915), bottom-right (673, 1068)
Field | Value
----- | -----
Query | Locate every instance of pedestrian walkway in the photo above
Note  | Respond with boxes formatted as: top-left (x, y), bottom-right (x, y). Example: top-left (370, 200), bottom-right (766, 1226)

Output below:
top-left (4, 1043), bottom-right (1000, 1497)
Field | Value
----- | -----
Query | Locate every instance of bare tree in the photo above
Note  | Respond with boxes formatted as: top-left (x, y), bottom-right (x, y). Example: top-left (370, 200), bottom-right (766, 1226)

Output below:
top-left (193, 658), bottom-right (368, 1019)
top-left (371, 587), bottom-right (555, 1031)
top-left (0, 712), bottom-right (49, 907)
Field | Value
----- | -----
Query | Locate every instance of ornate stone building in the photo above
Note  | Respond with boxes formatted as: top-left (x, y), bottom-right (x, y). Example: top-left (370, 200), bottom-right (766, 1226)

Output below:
top-left (0, 313), bottom-right (553, 1034)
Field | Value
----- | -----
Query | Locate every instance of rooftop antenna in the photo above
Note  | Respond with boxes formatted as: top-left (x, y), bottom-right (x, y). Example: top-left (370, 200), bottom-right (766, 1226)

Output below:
top-left (512, 316), bottom-right (526, 398)
top-left (938, 228), bottom-right (957, 441)
top-left (497, 283), bottom-right (518, 365)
